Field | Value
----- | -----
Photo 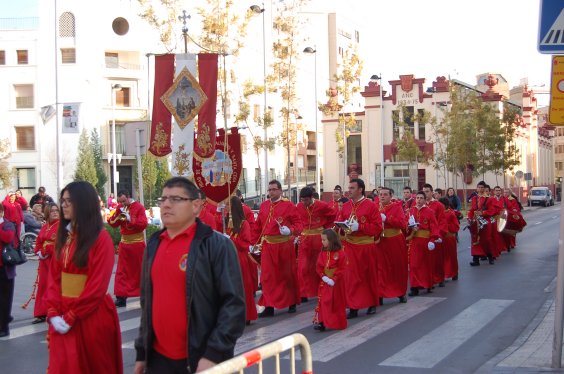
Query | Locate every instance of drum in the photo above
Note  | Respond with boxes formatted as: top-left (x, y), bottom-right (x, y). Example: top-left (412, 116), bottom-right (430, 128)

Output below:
top-left (500, 210), bottom-right (526, 236)
top-left (497, 209), bottom-right (508, 232)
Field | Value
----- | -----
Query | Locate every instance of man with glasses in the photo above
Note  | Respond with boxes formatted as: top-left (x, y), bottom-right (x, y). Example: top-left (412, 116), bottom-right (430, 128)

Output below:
top-left (134, 177), bottom-right (245, 373)
top-left (107, 189), bottom-right (148, 308)
top-left (252, 180), bottom-right (302, 317)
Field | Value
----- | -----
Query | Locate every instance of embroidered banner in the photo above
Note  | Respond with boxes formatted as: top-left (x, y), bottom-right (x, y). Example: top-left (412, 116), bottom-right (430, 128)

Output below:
top-left (194, 53), bottom-right (218, 159)
top-left (148, 54), bottom-right (174, 157)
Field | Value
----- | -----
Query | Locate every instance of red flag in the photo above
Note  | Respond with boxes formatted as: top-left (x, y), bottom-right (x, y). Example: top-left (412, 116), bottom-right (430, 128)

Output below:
top-left (148, 54), bottom-right (175, 157)
top-left (194, 53), bottom-right (218, 159)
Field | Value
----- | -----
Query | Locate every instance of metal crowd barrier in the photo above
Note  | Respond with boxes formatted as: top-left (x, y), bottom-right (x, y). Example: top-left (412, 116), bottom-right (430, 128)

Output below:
top-left (201, 333), bottom-right (313, 374)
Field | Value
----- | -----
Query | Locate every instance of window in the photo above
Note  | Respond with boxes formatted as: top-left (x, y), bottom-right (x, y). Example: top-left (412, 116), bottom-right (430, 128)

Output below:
top-left (392, 110), bottom-right (400, 140)
top-left (417, 109), bottom-right (426, 140)
top-left (59, 12), bottom-right (76, 37)
top-left (404, 106), bottom-right (415, 136)
top-left (347, 134), bottom-right (362, 174)
top-left (17, 50), bottom-right (28, 64)
top-left (113, 125), bottom-right (125, 154)
top-left (61, 48), bottom-right (76, 63)
top-left (238, 168), bottom-right (247, 194)
top-left (15, 126), bottom-right (35, 150)
top-left (105, 52), bottom-right (119, 68)
top-left (0, 50), bottom-right (5, 65)
top-left (14, 84), bottom-right (34, 109)
top-left (556, 162), bottom-right (563, 171)
top-left (240, 135), bottom-right (248, 153)
top-left (254, 168), bottom-right (261, 191)
top-left (115, 87), bottom-right (130, 107)
top-left (16, 168), bottom-right (35, 198)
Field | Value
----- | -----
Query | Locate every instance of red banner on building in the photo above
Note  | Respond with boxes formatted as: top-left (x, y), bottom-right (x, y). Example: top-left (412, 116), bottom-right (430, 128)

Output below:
top-left (194, 53), bottom-right (218, 159)
top-left (193, 127), bottom-right (242, 205)
top-left (148, 54), bottom-right (175, 157)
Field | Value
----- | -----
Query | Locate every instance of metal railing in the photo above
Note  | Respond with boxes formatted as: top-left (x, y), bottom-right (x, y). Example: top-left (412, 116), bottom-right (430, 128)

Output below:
top-left (201, 333), bottom-right (313, 374)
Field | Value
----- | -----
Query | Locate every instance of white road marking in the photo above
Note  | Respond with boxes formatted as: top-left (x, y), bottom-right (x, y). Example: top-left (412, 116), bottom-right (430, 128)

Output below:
top-left (535, 222), bottom-right (542, 225)
top-left (380, 299), bottom-right (513, 368)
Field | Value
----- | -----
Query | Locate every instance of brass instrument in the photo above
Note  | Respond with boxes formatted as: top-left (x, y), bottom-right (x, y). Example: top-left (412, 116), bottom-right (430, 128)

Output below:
top-left (109, 205), bottom-right (129, 225)
top-left (335, 214), bottom-right (357, 235)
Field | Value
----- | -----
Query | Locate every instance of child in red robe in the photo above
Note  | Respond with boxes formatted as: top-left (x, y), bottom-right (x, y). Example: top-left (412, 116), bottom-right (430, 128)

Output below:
top-left (313, 229), bottom-right (347, 331)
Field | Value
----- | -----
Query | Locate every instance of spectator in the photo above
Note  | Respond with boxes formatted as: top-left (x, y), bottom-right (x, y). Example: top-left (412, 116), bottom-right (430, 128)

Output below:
top-left (2, 192), bottom-right (23, 239)
top-left (23, 205), bottom-right (44, 234)
top-left (0, 204), bottom-right (17, 337)
top-left (15, 190), bottom-right (28, 211)
top-left (29, 186), bottom-right (54, 209)
top-left (446, 188), bottom-right (461, 211)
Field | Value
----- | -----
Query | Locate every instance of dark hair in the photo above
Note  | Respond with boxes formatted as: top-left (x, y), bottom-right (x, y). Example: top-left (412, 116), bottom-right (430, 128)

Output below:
top-left (416, 190), bottom-right (426, 198)
top-left (43, 202), bottom-right (59, 222)
top-left (484, 184), bottom-right (491, 190)
top-left (334, 185), bottom-right (342, 191)
top-left (322, 228), bottom-right (342, 251)
top-left (313, 192), bottom-right (320, 199)
top-left (269, 180), bottom-right (282, 190)
top-left (350, 178), bottom-right (365, 195)
top-left (338, 197), bottom-right (349, 204)
top-left (380, 187), bottom-right (392, 195)
top-left (0, 204), bottom-right (4, 213)
top-left (438, 197), bottom-right (451, 209)
top-left (447, 187), bottom-right (455, 196)
top-left (434, 188), bottom-right (443, 195)
top-left (300, 186), bottom-right (314, 199)
top-left (56, 181), bottom-right (103, 268)
top-left (422, 183), bottom-right (433, 191)
top-left (163, 177), bottom-right (200, 200)
top-left (117, 189), bottom-right (130, 198)
top-left (199, 190), bottom-right (207, 200)
top-left (235, 189), bottom-right (243, 197)
top-left (477, 181), bottom-right (486, 187)
top-left (38, 186), bottom-right (46, 193)
top-left (403, 186), bottom-right (412, 192)
top-left (228, 196), bottom-right (245, 234)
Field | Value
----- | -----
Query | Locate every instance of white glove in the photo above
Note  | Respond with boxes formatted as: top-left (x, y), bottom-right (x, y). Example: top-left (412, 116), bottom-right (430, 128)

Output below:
top-left (37, 251), bottom-right (46, 260)
top-left (435, 238), bottom-right (443, 244)
top-left (322, 276), bottom-right (335, 286)
top-left (408, 215), bottom-right (417, 227)
top-left (222, 233), bottom-right (230, 238)
top-left (216, 203), bottom-right (225, 213)
top-left (381, 213), bottom-right (387, 222)
top-left (279, 225), bottom-right (291, 236)
top-left (349, 221), bottom-right (359, 232)
top-left (427, 242), bottom-right (435, 251)
top-left (124, 213), bottom-right (131, 222)
top-left (50, 316), bottom-right (70, 334)
top-left (248, 245), bottom-right (254, 253)
top-left (294, 237), bottom-right (300, 245)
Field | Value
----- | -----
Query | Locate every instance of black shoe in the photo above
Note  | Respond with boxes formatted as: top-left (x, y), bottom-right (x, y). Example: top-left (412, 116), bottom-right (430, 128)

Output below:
top-left (259, 307), bottom-right (274, 318)
top-left (301, 297), bottom-right (309, 303)
top-left (507, 248), bottom-right (511, 253)
top-left (427, 288), bottom-right (433, 294)
top-left (489, 258), bottom-right (495, 265)
top-left (288, 304), bottom-right (297, 313)
top-left (314, 323), bottom-right (326, 331)
top-left (399, 295), bottom-right (407, 303)
top-left (347, 309), bottom-right (358, 319)
top-left (438, 282), bottom-right (445, 288)
top-left (408, 288), bottom-right (419, 297)
top-left (379, 297), bottom-right (384, 306)
top-left (470, 261), bottom-right (480, 267)
top-left (0, 330), bottom-right (9, 338)
top-left (367, 306), bottom-right (377, 315)
top-left (115, 296), bottom-right (127, 308)
top-left (32, 316), bottom-right (46, 324)
top-left (452, 275), bottom-right (458, 281)
top-left (246, 320), bottom-right (251, 326)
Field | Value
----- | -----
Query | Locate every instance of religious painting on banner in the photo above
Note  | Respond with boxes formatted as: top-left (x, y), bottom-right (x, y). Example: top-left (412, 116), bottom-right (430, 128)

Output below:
top-left (162, 67), bottom-right (208, 129)
top-left (193, 127), bottom-right (242, 205)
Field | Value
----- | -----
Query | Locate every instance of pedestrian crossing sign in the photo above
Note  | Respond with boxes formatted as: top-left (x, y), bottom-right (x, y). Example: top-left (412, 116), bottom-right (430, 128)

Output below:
top-left (539, 0), bottom-right (564, 54)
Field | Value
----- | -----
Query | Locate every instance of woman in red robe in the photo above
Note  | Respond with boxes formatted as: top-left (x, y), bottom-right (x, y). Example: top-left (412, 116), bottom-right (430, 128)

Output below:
top-left (439, 197), bottom-right (460, 281)
top-left (314, 229), bottom-right (347, 331)
top-left (226, 196), bottom-right (258, 324)
top-left (45, 181), bottom-right (122, 374)
top-left (32, 203), bottom-right (60, 324)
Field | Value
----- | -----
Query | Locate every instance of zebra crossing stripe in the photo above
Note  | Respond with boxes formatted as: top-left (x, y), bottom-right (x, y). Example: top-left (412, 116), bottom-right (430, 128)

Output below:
top-left (380, 299), bottom-right (514, 368)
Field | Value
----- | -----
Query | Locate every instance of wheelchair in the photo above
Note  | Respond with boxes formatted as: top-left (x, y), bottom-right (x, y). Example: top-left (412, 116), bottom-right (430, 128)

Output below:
top-left (20, 231), bottom-right (38, 255)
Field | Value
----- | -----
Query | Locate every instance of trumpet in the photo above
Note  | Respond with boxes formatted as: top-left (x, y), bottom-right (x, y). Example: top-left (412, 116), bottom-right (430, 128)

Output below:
top-left (109, 206), bottom-right (129, 224)
top-left (342, 215), bottom-right (358, 235)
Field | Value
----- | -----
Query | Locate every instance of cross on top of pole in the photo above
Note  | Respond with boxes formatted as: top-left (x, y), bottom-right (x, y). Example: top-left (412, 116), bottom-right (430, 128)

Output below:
top-left (178, 10), bottom-right (191, 34)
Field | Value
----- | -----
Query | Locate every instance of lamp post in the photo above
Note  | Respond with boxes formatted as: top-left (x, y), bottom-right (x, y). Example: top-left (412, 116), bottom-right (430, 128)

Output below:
top-left (303, 46), bottom-right (320, 194)
top-left (111, 84), bottom-right (122, 197)
top-left (250, 4), bottom-right (268, 201)
top-left (371, 74), bottom-right (385, 187)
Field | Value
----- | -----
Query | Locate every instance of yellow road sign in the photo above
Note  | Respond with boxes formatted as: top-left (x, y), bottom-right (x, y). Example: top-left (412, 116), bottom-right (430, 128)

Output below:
top-left (550, 55), bottom-right (564, 125)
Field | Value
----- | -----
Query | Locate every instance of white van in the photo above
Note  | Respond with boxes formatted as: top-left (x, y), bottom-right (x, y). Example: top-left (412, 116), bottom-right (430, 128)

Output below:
top-left (527, 187), bottom-right (554, 207)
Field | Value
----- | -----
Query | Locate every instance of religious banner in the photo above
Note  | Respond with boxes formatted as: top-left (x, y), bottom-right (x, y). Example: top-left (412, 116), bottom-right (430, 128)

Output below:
top-left (148, 54), bottom-right (175, 157)
top-left (193, 53), bottom-right (218, 159)
top-left (193, 127), bottom-right (242, 205)
top-left (62, 103), bottom-right (80, 133)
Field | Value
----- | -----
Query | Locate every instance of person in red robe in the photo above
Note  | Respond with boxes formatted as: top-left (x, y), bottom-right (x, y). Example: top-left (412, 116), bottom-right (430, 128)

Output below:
top-left (15, 190), bottom-right (29, 211)
top-left (329, 186), bottom-right (344, 219)
top-left (0, 204), bottom-right (17, 337)
top-left (226, 196), bottom-right (258, 324)
top-left (402, 186), bottom-right (416, 214)
top-left (336, 178), bottom-right (382, 319)
top-left (236, 189), bottom-right (258, 293)
top-left (439, 197), bottom-right (460, 281)
top-left (296, 186), bottom-right (336, 302)
top-left (46, 181), bottom-right (122, 374)
top-left (107, 189), bottom-right (148, 308)
top-left (491, 186), bottom-right (508, 255)
top-left (197, 191), bottom-right (221, 231)
top-left (314, 228), bottom-right (347, 331)
top-left (468, 181), bottom-right (497, 266)
top-left (377, 187), bottom-right (408, 304)
top-left (2, 192), bottom-right (23, 240)
top-left (503, 188), bottom-right (527, 250)
top-left (252, 180), bottom-right (302, 317)
top-left (423, 184), bottom-right (447, 288)
top-left (32, 203), bottom-right (60, 324)
top-left (407, 191), bottom-right (440, 296)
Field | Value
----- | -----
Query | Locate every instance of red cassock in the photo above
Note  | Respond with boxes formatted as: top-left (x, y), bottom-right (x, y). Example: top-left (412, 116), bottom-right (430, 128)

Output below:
top-left (107, 201), bottom-right (148, 298)
top-left (2, 197), bottom-right (23, 241)
top-left (314, 249), bottom-right (347, 330)
top-left (252, 198), bottom-right (302, 309)
top-left (33, 219), bottom-right (59, 318)
top-left (377, 201), bottom-right (408, 298)
top-left (407, 205), bottom-right (439, 290)
top-left (467, 195), bottom-right (497, 257)
top-left (199, 203), bottom-right (220, 231)
top-left (443, 209), bottom-right (460, 279)
top-left (228, 221), bottom-right (258, 322)
top-left (46, 230), bottom-right (122, 374)
top-left (503, 196), bottom-right (526, 249)
top-left (242, 204), bottom-right (259, 292)
top-left (427, 200), bottom-right (446, 285)
top-left (490, 196), bottom-right (507, 256)
top-left (337, 198), bottom-right (382, 309)
top-left (296, 199), bottom-right (336, 298)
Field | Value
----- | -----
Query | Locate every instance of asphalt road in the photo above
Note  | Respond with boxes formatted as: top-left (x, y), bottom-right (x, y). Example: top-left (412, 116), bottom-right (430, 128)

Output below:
top-left (0, 203), bottom-right (560, 373)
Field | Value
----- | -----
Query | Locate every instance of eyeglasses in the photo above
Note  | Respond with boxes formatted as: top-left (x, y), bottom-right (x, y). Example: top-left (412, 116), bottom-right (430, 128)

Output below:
top-left (156, 196), bottom-right (197, 206)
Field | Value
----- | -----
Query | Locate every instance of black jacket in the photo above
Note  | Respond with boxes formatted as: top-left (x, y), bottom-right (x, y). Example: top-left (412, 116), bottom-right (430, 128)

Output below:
top-left (135, 218), bottom-right (246, 372)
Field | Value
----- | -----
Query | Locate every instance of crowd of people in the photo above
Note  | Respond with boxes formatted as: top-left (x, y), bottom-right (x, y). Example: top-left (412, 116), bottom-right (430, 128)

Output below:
top-left (0, 177), bottom-right (528, 372)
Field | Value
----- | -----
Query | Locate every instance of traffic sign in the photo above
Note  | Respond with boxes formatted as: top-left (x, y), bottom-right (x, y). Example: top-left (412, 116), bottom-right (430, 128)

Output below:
top-left (539, 0), bottom-right (564, 54)
top-left (550, 56), bottom-right (564, 125)
top-left (515, 170), bottom-right (524, 179)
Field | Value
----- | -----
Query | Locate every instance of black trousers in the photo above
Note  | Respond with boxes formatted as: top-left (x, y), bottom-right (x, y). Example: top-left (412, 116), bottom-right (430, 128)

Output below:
top-left (147, 350), bottom-right (190, 374)
top-left (0, 266), bottom-right (15, 333)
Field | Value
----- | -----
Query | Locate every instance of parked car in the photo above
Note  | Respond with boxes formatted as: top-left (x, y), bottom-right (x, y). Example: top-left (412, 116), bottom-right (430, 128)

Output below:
top-left (527, 187), bottom-right (554, 207)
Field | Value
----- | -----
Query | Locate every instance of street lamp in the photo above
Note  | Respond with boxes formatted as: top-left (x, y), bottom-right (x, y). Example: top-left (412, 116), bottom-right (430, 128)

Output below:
top-left (250, 4), bottom-right (268, 201)
top-left (371, 74), bottom-right (385, 188)
top-left (111, 83), bottom-right (122, 197)
top-left (303, 46), bottom-right (320, 194)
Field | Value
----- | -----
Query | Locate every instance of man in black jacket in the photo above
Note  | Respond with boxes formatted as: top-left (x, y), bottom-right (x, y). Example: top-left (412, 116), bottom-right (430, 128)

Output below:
top-left (134, 177), bottom-right (245, 373)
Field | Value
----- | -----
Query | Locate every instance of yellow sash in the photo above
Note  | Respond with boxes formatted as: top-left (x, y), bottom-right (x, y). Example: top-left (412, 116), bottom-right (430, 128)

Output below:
top-left (61, 272), bottom-right (87, 298)
top-left (413, 230), bottom-right (431, 239)
top-left (121, 232), bottom-right (145, 244)
top-left (344, 236), bottom-right (375, 245)
top-left (264, 235), bottom-right (292, 244)
top-left (382, 228), bottom-right (402, 238)
top-left (302, 227), bottom-right (324, 236)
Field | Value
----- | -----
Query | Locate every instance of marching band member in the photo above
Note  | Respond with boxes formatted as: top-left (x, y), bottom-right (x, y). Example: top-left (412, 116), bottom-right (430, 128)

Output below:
top-left (492, 186), bottom-right (508, 255)
top-left (468, 181), bottom-right (497, 266)
top-left (439, 197), bottom-right (460, 281)
top-left (423, 184), bottom-right (447, 288)
top-left (503, 188), bottom-right (526, 251)
top-left (402, 186), bottom-right (416, 214)
top-left (330, 186), bottom-right (344, 218)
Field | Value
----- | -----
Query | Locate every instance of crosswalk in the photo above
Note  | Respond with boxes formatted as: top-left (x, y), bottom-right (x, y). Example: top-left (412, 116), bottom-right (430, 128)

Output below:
top-left (1, 296), bottom-right (516, 369)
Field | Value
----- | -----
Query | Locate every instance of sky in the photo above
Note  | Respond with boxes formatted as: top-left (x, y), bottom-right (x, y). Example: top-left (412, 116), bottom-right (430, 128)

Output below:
top-left (1, 0), bottom-right (553, 106)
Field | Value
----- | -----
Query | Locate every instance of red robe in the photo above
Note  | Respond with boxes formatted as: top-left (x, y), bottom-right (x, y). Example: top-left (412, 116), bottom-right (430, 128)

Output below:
top-left (467, 195), bottom-right (497, 257)
top-left (242, 204), bottom-right (258, 292)
top-left (443, 209), bottom-right (459, 279)
top-left (427, 200), bottom-right (446, 285)
top-left (199, 203), bottom-right (220, 231)
top-left (228, 221), bottom-right (258, 322)
top-left (314, 249), bottom-right (347, 330)
top-left (377, 201), bottom-right (408, 298)
top-left (107, 201), bottom-right (148, 298)
top-left (2, 196), bottom-right (22, 242)
top-left (296, 199), bottom-right (335, 298)
top-left (407, 205), bottom-right (439, 290)
top-left (46, 229), bottom-right (122, 374)
top-left (252, 198), bottom-right (303, 309)
top-left (490, 196), bottom-right (506, 256)
top-left (337, 197), bottom-right (382, 309)
top-left (503, 196), bottom-right (526, 249)
top-left (33, 219), bottom-right (59, 318)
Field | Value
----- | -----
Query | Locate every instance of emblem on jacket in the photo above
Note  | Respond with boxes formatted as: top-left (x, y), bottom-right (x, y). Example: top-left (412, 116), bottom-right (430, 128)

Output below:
top-left (179, 254), bottom-right (188, 272)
